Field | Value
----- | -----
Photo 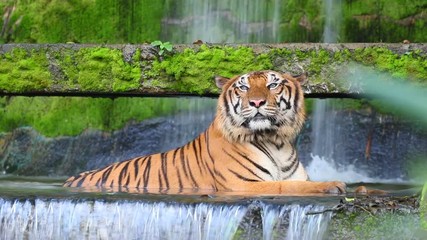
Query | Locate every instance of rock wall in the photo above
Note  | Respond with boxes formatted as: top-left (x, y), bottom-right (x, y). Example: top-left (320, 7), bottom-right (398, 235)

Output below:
top-left (1, 106), bottom-right (426, 178)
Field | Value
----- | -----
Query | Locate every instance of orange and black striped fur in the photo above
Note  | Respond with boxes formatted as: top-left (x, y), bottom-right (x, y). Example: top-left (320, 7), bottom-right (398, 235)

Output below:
top-left (64, 70), bottom-right (346, 194)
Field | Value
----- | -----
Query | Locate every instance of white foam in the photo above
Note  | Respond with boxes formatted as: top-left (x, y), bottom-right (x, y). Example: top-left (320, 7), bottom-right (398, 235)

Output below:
top-left (306, 154), bottom-right (404, 183)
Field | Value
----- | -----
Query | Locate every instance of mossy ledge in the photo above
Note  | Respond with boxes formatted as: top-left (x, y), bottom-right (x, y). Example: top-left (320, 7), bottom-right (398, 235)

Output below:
top-left (0, 43), bottom-right (426, 97)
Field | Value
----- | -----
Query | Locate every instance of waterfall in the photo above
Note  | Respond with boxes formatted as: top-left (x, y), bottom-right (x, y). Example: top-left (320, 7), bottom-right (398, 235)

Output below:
top-left (310, 99), bottom-right (344, 161)
top-left (162, 0), bottom-right (282, 43)
top-left (306, 0), bottom-right (347, 182)
top-left (311, 0), bottom-right (344, 161)
top-left (261, 203), bottom-right (331, 240)
top-left (0, 198), bottom-right (332, 240)
top-left (322, 0), bottom-right (342, 43)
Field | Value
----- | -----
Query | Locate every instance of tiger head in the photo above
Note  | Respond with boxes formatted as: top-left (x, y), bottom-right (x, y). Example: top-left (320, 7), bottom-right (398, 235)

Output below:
top-left (214, 70), bottom-right (306, 143)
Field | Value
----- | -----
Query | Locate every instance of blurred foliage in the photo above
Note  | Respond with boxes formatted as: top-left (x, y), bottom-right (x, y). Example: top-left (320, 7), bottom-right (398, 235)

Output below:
top-left (345, 64), bottom-right (427, 188)
top-left (346, 64), bottom-right (427, 125)
top-left (340, 64), bottom-right (427, 233)
top-left (0, 97), bottom-right (205, 137)
top-left (0, 0), bottom-right (165, 43)
top-left (342, 0), bottom-right (427, 42)
top-left (0, 0), bottom-right (425, 43)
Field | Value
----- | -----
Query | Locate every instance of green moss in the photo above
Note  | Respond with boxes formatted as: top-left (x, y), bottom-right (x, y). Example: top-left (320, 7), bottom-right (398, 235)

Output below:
top-left (329, 211), bottom-right (422, 239)
top-left (57, 47), bottom-right (141, 92)
top-left (308, 49), bottom-right (332, 74)
top-left (271, 46), bottom-right (426, 92)
top-left (268, 48), bottom-right (341, 90)
top-left (147, 45), bottom-right (273, 94)
top-left (333, 49), bottom-right (352, 62)
top-left (353, 47), bottom-right (427, 82)
top-left (0, 45), bottom-right (425, 95)
top-left (0, 48), bottom-right (51, 92)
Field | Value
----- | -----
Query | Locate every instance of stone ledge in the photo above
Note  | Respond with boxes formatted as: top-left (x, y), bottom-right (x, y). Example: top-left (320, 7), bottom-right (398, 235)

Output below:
top-left (0, 43), bottom-right (425, 97)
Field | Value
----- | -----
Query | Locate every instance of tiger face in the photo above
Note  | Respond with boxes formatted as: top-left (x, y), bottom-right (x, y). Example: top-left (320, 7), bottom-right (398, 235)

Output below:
top-left (215, 70), bottom-right (306, 143)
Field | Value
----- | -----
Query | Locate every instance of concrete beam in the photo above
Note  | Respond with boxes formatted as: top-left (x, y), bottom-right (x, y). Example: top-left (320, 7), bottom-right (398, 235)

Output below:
top-left (0, 43), bottom-right (425, 98)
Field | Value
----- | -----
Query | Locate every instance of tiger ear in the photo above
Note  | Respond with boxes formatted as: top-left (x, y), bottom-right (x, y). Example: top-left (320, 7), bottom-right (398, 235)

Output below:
top-left (214, 76), bottom-right (230, 89)
top-left (292, 72), bottom-right (308, 85)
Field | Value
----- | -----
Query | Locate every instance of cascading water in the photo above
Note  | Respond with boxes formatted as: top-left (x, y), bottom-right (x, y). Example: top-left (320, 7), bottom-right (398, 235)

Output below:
top-left (322, 0), bottom-right (342, 43)
top-left (310, 99), bottom-right (344, 161)
top-left (0, 197), bottom-right (333, 240)
top-left (305, 0), bottom-right (376, 183)
top-left (310, 0), bottom-right (343, 163)
top-left (306, 99), bottom-right (376, 182)
top-left (306, 99), bottom-right (369, 182)
top-left (261, 203), bottom-right (332, 240)
top-left (162, 0), bottom-right (282, 43)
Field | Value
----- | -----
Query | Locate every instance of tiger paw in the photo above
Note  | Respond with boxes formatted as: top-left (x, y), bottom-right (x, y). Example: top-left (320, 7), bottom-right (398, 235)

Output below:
top-left (354, 186), bottom-right (387, 195)
top-left (318, 181), bottom-right (347, 194)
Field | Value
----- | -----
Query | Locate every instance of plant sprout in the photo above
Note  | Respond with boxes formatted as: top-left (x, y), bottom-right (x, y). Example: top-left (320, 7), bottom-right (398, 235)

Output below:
top-left (151, 40), bottom-right (173, 55)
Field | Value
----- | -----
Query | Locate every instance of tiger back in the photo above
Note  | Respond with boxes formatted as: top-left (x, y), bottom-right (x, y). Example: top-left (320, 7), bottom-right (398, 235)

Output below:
top-left (64, 70), bottom-right (346, 194)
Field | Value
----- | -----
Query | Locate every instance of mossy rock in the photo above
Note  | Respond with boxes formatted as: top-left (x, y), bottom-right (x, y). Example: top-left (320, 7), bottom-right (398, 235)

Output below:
top-left (0, 43), bottom-right (426, 96)
top-left (327, 195), bottom-right (424, 239)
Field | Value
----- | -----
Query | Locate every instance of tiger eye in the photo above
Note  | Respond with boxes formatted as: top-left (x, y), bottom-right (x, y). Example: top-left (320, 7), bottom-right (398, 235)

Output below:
top-left (238, 85), bottom-right (249, 91)
top-left (267, 83), bottom-right (279, 90)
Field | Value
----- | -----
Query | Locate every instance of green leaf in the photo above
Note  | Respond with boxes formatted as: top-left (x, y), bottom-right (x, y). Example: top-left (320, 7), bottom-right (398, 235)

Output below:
top-left (150, 40), bottom-right (162, 47)
top-left (159, 49), bottom-right (164, 55)
top-left (163, 42), bottom-right (173, 51)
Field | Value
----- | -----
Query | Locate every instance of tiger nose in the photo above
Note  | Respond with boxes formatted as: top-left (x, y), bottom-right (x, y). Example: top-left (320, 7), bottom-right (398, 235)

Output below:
top-left (249, 99), bottom-right (266, 108)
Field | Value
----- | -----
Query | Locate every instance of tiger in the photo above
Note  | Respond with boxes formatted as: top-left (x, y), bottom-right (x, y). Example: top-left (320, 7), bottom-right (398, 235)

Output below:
top-left (64, 70), bottom-right (346, 195)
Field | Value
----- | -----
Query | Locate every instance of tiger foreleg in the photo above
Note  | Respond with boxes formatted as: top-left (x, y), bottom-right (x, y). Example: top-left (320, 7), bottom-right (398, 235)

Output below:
top-left (228, 180), bottom-right (346, 195)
